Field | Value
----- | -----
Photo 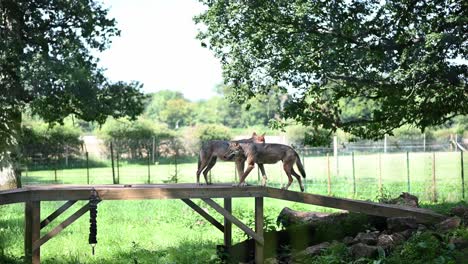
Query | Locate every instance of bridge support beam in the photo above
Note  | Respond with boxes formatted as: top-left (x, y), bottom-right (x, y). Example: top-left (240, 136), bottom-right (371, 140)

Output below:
top-left (25, 201), bottom-right (41, 264)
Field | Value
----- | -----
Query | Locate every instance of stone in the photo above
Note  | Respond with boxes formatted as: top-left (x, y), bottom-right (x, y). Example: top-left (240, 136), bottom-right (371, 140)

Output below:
top-left (385, 192), bottom-right (420, 207)
top-left (353, 231), bottom-right (379, 245)
top-left (436, 216), bottom-right (461, 232)
top-left (264, 258), bottom-right (279, 264)
top-left (293, 242), bottom-right (330, 259)
top-left (343, 236), bottom-right (355, 245)
top-left (387, 217), bottom-right (418, 232)
top-left (377, 233), bottom-right (406, 249)
top-left (450, 237), bottom-right (468, 249)
top-left (349, 243), bottom-right (378, 258)
top-left (450, 206), bottom-right (468, 218)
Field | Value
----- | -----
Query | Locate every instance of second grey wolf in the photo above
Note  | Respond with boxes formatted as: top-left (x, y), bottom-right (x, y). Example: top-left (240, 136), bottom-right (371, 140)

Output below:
top-left (196, 132), bottom-right (265, 185)
top-left (224, 142), bottom-right (306, 192)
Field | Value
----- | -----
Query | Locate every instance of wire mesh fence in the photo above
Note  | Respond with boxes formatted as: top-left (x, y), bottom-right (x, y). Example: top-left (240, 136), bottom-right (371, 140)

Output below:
top-left (20, 135), bottom-right (467, 203)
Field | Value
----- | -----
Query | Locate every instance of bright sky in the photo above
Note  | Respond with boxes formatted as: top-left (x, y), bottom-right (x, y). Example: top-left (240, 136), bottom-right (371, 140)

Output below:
top-left (98, 0), bottom-right (223, 101)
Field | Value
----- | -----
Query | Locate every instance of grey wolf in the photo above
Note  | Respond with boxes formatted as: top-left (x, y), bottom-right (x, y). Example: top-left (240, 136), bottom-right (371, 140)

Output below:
top-left (196, 132), bottom-right (265, 185)
top-left (224, 142), bottom-right (306, 192)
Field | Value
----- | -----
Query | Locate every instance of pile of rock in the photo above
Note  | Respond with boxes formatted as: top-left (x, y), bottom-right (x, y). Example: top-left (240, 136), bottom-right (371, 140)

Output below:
top-left (263, 193), bottom-right (467, 264)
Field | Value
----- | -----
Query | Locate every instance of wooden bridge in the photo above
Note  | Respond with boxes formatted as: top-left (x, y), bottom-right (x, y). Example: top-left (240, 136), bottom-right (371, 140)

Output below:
top-left (0, 184), bottom-right (446, 264)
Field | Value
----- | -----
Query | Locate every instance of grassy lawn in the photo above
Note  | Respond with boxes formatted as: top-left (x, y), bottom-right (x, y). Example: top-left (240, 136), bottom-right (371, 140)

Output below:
top-left (1, 151), bottom-right (466, 263)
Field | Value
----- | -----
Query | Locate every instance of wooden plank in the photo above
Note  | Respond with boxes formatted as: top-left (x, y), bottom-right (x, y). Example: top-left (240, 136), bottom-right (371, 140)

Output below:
top-left (25, 201), bottom-right (40, 264)
top-left (266, 188), bottom-right (445, 224)
top-left (255, 197), bottom-right (264, 264)
top-left (40, 200), bottom-right (77, 229)
top-left (202, 198), bottom-right (264, 245)
top-left (224, 198), bottom-right (232, 247)
top-left (33, 201), bottom-right (100, 251)
top-left (181, 199), bottom-right (224, 232)
top-left (0, 185), bottom-right (266, 205)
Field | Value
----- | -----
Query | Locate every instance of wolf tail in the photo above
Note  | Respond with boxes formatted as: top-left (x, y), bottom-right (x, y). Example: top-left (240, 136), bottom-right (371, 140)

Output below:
top-left (295, 152), bottom-right (306, 178)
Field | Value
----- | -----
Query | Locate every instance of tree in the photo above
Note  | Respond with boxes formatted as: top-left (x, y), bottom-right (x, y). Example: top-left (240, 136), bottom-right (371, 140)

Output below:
top-left (160, 98), bottom-right (195, 129)
top-left (195, 0), bottom-right (467, 139)
top-left (0, 0), bottom-right (145, 188)
top-left (145, 90), bottom-right (184, 121)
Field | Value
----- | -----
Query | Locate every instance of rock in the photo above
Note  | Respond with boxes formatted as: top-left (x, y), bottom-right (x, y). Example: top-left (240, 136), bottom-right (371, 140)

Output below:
top-left (450, 206), bottom-right (468, 217)
top-left (385, 192), bottom-right (419, 207)
top-left (377, 233), bottom-right (406, 249)
top-left (436, 216), bottom-right (461, 232)
top-left (396, 229), bottom-right (414, 239)
top-left (293, 242), bottom-right (330, 259)
top-left (343, 236), bottom-right (355, 245)
top-left (349, 243), bottom-right (378, 258)
top-left (277, 207), bottom-right (348, 227)
top-left (387, 217), bottom-right (418, 232)
top-left (353, 231), bottom-right (379, 245)
top-left (450, 237), bottom-right (468, 249)
top-left (417, 224), bottom-right (427, 232)
top-left (264, 258), bottom-right (279, 264)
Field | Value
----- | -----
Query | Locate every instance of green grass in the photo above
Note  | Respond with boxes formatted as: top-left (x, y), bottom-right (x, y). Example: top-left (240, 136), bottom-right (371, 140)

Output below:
top-left (1, 151), bottom-right (466, 263)
top-left (23, 151), bottom-right (467, 202)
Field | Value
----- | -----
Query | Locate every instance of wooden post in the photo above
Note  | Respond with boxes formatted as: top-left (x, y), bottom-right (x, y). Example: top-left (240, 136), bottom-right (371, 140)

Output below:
top-left (255, 197), bottom-right (264, 264)
top-left (86, 152), bottom-right (90, 184)
top-left (147, 149), bottom-right (151, 184)
top-left (461, 151), bottom-right (465, 200)
top-left (378, 153), bottom-right (382, 195)
top-left (327, 153), bottom-right (331, 195)
top-left (352, 152), bottom-right (356, 196)
top-left (152, 137), bottom-right (156, 164)
top-left (432, 152), bottom-right (437, 202)
top-left (333, 136), bottom-right (339, 177)
top-left (423, 133), bottom-right (426, 152)
top-left (25, 201), bottom-right (41, 264)
top-left (116, 149), bottom-right (120, 184)
top-left (110, 142), bottom-right (116, 184)
top-left (406, 151), bottom-right (410, 193)
top-left (54, 156), bottom-right (58, 183)
top-left (224, 198), bottom-right (232, 248)
top-left (384, 134), bottom-right (388, 153)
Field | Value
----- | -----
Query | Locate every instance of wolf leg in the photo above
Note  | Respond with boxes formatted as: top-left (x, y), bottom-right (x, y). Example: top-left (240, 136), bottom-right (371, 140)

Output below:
top-left (196, 152), bottom-right (210, 185)
top-left (282, 163), bottom-right (294, 190)
top-left (202, 156), bottom-right (217, 185)
top-left (258, 164), bottom-right (267, 186)
top-left (291, 168), bottom-right (305, 192)
top-left (238, 162), bottom-right (255, 187)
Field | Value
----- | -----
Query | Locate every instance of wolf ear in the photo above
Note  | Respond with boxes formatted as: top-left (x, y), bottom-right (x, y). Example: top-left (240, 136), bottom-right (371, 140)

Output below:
top-left (261, 132), bottom-right (266, 137)
top-left (252, 132), bottom-right (257, 137)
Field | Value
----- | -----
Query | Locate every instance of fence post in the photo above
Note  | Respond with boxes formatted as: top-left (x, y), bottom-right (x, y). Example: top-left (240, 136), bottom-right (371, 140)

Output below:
top-left (333, 136), bottom-right (339, 177)
top-left (461, 151), bottom-right (465, 200)
top-left (352, 152), bottom-right (356, 197)
top-left (423, 133), bottom-right (426, 152)
top-left (378, 153), bottom-right (382, 196)
top-left (54, 156), bottom-right (58, 183)
top-left (327, 153), bottom-right (331, 195)
top-left (147, 149), bottom-right (151, 184)
top-left (86, 152), bottom-right (90, 184)
top-left (152, 137), bottom-right (156, 164)
top-left (116, 148), bottom-right (120, 184)
top-left (432, 152), bottom-right (437, 202)
top-left (174, 151), bottom-right (178, 183)
top-left (384, 134), bottom-right (388, 153)
top-left (406, 151), bottom-right (410, 193)
top-left (110, 141), bottom-right (116, 184)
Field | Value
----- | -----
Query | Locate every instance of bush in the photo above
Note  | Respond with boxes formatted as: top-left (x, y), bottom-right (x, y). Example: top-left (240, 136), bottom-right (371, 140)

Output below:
top-left (20, 122), bottom-right (83, 164)
top-left (195, 124), bottom-right (232, 143)
top-left (98, 118), bottom-right (174, 160)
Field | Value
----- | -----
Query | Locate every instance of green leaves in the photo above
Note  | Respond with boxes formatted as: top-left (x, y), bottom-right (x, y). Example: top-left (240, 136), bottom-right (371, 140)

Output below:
top-left (196, 0), bottom-right (468, 139)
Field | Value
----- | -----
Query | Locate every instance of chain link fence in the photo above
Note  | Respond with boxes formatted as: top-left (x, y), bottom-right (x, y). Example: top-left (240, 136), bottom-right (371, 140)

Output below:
top-left (20, 135), bottom-right (467, 202)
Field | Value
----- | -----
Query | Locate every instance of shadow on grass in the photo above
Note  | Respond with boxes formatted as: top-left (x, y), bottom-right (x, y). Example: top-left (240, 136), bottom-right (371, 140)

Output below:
top-left (39, 240), bottom-right (220, 264)
top-left (421, 200), bottom-right (467, 215)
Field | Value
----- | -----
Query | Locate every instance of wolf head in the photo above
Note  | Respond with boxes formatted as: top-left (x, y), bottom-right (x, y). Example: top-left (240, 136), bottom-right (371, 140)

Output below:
top-left (224, 142), bottom-right (243, 160)
top-left (252, 132), bottom-right (266, 143)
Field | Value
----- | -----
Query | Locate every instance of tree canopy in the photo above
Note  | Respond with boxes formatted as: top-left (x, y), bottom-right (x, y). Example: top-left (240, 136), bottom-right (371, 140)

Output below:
top-left (195, 0), bottom-right (467, 139)
top-left (0, 0), bottom-right (145, 154)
